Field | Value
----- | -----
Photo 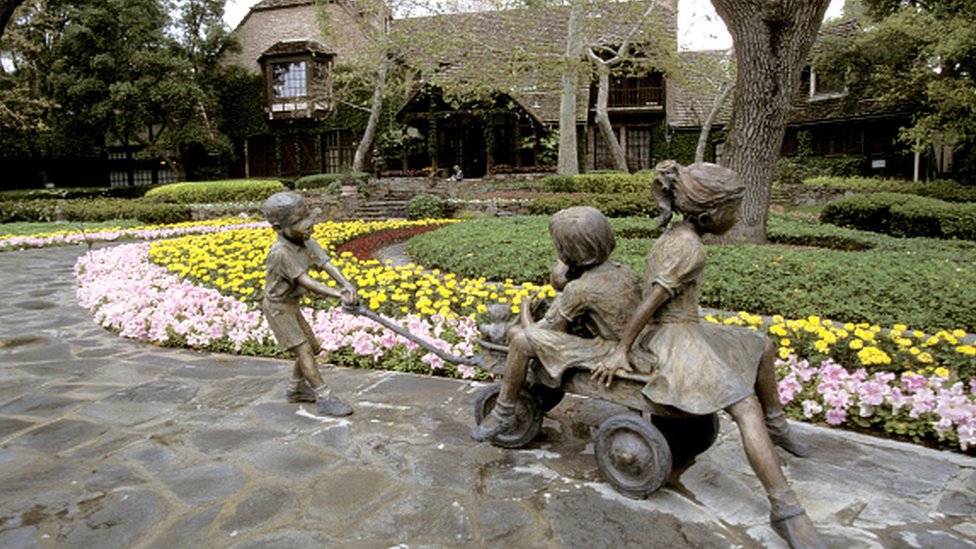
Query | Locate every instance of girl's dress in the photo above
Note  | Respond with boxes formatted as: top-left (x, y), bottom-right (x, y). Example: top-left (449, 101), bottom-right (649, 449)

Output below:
top-left (636, 221), bottom-right (767, 415)
top-left (522, 260), bottom-right (645, 383)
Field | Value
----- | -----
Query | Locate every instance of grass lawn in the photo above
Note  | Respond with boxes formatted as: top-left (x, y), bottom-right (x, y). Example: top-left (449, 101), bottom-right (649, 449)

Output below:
top-left (408, 212), bottom-right (976, 333)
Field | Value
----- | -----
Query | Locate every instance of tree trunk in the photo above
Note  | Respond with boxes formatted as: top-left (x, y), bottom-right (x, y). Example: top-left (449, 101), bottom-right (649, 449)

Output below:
top-left (352, 52), bottom-right (388, 173)
top-left (557, 2), bottom-right (584, 176)
top-left (695, 82), bottom-right (733, 164)
top-left (710, 0), bottom-right (830, 243)
top-left (594, 64), bottom-right (628, 171)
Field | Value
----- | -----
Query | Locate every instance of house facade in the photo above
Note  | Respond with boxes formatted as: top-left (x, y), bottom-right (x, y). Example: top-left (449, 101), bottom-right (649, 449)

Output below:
top-left (224, 0), bottom-right (681, 179)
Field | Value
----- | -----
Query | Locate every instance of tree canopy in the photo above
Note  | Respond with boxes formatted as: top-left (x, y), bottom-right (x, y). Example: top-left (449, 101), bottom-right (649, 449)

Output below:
top-left (816, 0), bottom-right (976, 181)
top-left (0, 0), bottom-right (238, 183)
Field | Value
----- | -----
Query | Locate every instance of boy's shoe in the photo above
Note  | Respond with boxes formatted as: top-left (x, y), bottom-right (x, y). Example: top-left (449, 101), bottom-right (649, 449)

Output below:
top-left (285, 380), bottom-right (316, 403)
top-left (316, 396), bottom-right (353, 416)
top-left (470, 401), bottom-right (516, 441)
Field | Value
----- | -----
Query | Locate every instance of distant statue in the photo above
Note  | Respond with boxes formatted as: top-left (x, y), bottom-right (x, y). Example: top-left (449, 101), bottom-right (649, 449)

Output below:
top-left (447, 165), bottom-right (463, 181)
top-left (261, 191), bottom-right (359, 416)
top-left (594, 160), bottom-right (824, 549)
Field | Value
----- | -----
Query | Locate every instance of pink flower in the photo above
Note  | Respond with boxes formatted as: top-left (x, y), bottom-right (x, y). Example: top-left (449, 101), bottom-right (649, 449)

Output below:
top-left (778, 374), bottom-right (802, 404)
top-left (826, 407), bottom-right (847, 425)
top-left (858, 380), bottom-right (887, 406)
top-left (802, 399), bottom-right (823, 419)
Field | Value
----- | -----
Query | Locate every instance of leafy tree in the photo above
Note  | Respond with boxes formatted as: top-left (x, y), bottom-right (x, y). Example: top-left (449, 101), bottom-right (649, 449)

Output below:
top-left (711, 0), bottom-right (832, 243)
top-left (816, 0), bottom-right (976, 182)
top-left (585, 2), bottom-right (676, 172)
top-left (1, 0), bottom-right (239, 184)
top-left (0, 0), bottom-right (23, 40)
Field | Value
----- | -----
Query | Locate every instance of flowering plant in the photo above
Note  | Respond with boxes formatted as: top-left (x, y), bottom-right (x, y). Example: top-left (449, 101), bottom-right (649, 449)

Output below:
top-left (777, 354), bottom-right (976, 451)
top-left (75, 242), bottom-right (485, 379)
top-left (708, 312), bottom-right (976, 451)
top-left (0, 218), bottom-right (265, 251)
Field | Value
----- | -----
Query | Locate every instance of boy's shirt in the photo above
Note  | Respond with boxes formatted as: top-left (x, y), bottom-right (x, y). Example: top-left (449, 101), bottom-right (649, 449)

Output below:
top-left (263, 235), bottom-right (331, 303)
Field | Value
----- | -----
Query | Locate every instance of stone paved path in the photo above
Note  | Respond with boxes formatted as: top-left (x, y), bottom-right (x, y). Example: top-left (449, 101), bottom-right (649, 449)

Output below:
top-left (1, 244), bottom-right (974, 548)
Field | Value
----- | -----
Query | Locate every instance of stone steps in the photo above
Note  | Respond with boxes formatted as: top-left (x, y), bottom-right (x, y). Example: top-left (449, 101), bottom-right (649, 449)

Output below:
top-left (348, 199), bottom-right (410, 220)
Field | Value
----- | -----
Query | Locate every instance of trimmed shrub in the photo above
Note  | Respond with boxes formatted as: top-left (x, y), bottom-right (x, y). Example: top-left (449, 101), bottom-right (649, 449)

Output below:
top-left (0, 199), bottom-right (191, 224)
top-left (405, 193), bottom-right (445, 220)
top-left (822, 192), bottom-right (976, 240)
top-left (145, 179), bottom-right (283, 204)
top-left (775, 155), bottom-right (865, 186)
top-left (0, 185), bottom-right (157, 201)
top-left (528, 192), bottom-right (656, 217)
top-left (804, 176), bottom-right (976, 203)
top-left (539, 171), bottom-right (655, 194)
top-left (294, 172), bottom-right (370, 191)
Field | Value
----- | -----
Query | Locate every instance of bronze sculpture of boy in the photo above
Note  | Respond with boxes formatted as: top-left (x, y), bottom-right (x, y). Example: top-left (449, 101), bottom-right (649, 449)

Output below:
top-left (261, 191), bottom-right (359, 416)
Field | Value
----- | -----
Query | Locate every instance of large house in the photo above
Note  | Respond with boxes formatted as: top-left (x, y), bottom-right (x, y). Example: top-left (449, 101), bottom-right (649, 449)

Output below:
top-left (223, 0), bottom-right (682, 178)
top-left (224, 1), bottom-right (934, 182)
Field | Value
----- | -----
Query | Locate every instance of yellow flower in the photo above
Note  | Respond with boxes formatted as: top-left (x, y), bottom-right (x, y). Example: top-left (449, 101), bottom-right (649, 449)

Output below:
top-left (857, 346), bottom-right (891, 366)
top-left (917, 352), bottom-right (934, 364)
top-left (849, 339), bottom-right (864, 350)
top-left (934, 367), bottom-right (950, 377)
top-left (956, 345), bottom-right (976, 356)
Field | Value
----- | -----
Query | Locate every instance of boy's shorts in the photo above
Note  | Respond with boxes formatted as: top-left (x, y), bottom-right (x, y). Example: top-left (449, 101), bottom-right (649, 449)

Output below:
top-left (261, 299), bottom-right (320, 353)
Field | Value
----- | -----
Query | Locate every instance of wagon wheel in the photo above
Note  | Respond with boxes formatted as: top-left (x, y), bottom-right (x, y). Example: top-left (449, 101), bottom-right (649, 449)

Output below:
top-left (594, 414), bottom-right (672, 499)
top-left (650, 413), bottom-right (719, 467)
top-left (473, 381), bottom-right (543, 449)
top-left (529, 384), bottom-right (564, 412)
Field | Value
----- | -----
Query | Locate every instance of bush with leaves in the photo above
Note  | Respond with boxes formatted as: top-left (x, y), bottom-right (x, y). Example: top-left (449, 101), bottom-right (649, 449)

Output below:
top-left (804, 176), bottom-right (976, 203)
top-left (0, 198), bottom-right (192, 224)
top-left (405, 193), bottom-right (446, 220)
top-left (294, 172), bottom-right (370, 191)
top-left (145, 180), bottom-right (283, 204)
top-left (528, 192), bottom-right (656, 217)
top-left (775, 155), bottom-right (866, 186)
top-left (539, 171), bottom-right (655, 194)
top-left (822, 192), bottom-right (976, 240)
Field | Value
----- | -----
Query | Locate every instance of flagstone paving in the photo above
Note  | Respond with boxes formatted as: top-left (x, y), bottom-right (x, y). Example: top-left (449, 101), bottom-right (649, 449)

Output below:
top-left (0, 244), bottom-right (974, 548)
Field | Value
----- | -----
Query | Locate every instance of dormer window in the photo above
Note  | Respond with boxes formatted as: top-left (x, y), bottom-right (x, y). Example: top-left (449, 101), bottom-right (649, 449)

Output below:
top-left (802, 66), bottom-right (846, 101)
top-left (260, 40), bottom-right (335, 120)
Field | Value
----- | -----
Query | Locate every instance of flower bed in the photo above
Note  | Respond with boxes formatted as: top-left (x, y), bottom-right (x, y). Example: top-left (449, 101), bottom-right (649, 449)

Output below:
top-left (75, 241), bottom-right (484, 379)
top-left (70, 218), bottom-right (976, 452)
top-left (335, 224), bottom-right (445, 261)
top-left (710, 312), bottom-right (975, 451)
top-left (0, 218), bottom-right (265, 251)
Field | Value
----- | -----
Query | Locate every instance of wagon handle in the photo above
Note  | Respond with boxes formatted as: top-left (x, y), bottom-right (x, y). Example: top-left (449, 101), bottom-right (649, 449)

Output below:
top-left (342, 305), bottom-right (484, 368)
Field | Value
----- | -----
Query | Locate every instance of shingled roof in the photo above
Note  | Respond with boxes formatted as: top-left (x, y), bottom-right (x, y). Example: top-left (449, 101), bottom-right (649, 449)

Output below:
top-left (393, 1), bottom-right (677, 123)
top-left (667, 49), bottom-right (734, 129)
top-left (252, 0), bottom-right (314, 10)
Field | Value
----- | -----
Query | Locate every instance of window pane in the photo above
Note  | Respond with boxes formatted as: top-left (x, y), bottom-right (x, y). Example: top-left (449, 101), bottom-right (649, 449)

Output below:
top-left (272, 61), bottom-right (307, 98)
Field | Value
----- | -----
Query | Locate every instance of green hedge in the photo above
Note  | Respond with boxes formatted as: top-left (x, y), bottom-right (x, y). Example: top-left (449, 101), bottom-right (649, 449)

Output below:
top-left (405, 194), bottom-right (445, 220)
top-left (775, 155), bottom-right (865, 185)
top-left (408, 214), bottom-right (976, 332)
top-left (145, 179), bottom-right (283, 204)
top-left (821, 192), bottom-right (976, 240)
top-left (528, 192), bottom-right (657, 218)
top-left (294, 172), bottom-right (370, 191)
top-left (804, 176), bottom-right (976, 203)
top-left (0, 199), bottom-right (192, 224)
top-left (539, 171), bottom-right (655, 194)
top-left (0, 185), bottom-right (156, 201)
